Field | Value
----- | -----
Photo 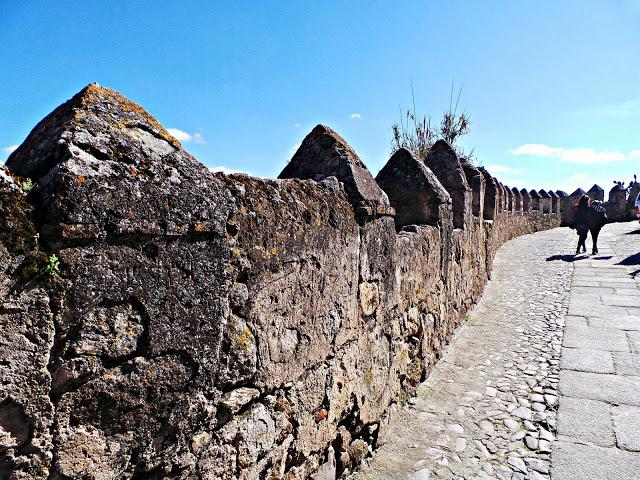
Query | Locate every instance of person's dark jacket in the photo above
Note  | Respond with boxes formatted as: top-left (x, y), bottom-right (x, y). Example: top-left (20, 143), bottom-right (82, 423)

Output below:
top-left (588, 203), bottom-right (607, 230)
top-left (574, 203), bottom-right (591, 228)
top-left (574, 203), bottom-right (607, 230)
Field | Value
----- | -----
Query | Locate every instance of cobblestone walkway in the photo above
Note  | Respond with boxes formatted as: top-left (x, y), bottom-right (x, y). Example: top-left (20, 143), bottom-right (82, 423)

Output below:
top-left (351, 221), bottom-right (640, 480)
top-left (553, 221), bottom-right (640, 479)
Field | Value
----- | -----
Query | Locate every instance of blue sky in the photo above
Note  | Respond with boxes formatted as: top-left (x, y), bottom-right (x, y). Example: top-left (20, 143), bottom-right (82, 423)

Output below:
top-left (1, 1), bottom-right (639, 193)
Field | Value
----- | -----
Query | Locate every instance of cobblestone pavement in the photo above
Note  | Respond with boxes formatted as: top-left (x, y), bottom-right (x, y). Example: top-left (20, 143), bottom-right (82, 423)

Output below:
top-left (553, 220), bottom-right (640, 480)
top-left (351, 226), bottom-right (576, 480)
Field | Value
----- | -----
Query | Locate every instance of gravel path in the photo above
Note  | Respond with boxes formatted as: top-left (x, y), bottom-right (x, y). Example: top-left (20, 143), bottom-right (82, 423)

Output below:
top-left (351, 226), bottom-right (576, 480)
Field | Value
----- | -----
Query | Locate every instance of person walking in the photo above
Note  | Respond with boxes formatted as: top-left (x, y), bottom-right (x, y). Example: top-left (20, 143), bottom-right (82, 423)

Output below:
top-left (588, 200), bottom-right (607, 255)
top-left (573, 195), bottom-right (591, 254)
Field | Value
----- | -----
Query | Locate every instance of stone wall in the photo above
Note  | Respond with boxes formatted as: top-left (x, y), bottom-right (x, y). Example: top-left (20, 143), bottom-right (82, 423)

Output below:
top-left (0, 85), bottom-right (561, 480)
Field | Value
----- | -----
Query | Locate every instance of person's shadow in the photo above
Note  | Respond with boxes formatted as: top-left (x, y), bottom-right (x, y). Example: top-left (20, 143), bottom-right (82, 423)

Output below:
top-left (618, 253), bottom-right (640, 266)
top-left (546, 254), bottom-right (613, 263)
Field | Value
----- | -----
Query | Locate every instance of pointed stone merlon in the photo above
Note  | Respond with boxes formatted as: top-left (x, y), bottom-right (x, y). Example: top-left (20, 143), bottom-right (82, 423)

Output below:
top-left (563, 188), bottom-right (587, 225)
top-left (511, 187), bottom-right (522, 212)
top-left (607, 184), bottom-right (627, 221)
top-left (520, 189), bottom-right (532, 212)
top-left (587, 184), bottom-right (604, 202)
top-left (424, 140), bottom-right (472, 229)
top-left (569, 188), bottom-right (587, 208)
top-left (478, 167), bottom-right (498, 220)
top-left (556, 190), bottom-right (571, 225)
top-left (548, 190), bottom-right (560, 214)
top-left (528, 189), bottom-right (541, 211)
top-left (376, 148), bottom-right (452, 230)
top-left (538, 189), bottom-right (552, 214)
top-left (495, 181), bottom-right (503, 212)
top-left (460, 158), bottom-right (485, 220)
top-left (278, 125), bottom-right (394, 223)
top-left (7, 83), bottom-right (183, 182)
top-left (503, 185), bottom-right (514, 212)
top-left (498, 182), bottom-right (508, 213)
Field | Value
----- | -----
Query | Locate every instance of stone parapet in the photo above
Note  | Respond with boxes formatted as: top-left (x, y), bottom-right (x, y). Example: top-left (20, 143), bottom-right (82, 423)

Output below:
top-left (0, 85), bottom-right (563, 480)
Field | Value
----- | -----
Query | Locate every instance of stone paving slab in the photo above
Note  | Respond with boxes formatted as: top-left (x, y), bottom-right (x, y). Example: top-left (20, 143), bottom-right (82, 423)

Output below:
top-left (562, 326), bottom-right (628, 351)
top-left (559, 347), bottom-right (614, 373)
top-left (589, 316), bottom-right (640, 331)
top-left (560, 364), bottom-right (640, 406)
top-left (556, 397), bottom-right (615, 447)
top-left (612, 405), bottom-right (640, 452)
top-left (553, 441), bottom-right (640, 480)
top-left (613, 351), bottom-right (640, 375)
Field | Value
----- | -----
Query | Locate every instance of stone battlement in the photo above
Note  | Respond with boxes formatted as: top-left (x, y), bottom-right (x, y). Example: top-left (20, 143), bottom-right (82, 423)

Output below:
top-left (1, 85), bottom-right (561, 480)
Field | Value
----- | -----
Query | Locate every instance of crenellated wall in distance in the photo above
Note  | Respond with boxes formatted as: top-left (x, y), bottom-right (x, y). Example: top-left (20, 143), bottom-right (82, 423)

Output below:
top-left (1, 85), bottom-right (561, 480)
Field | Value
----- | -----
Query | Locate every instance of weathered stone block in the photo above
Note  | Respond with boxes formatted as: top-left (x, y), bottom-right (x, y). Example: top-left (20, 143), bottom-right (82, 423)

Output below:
top-left (587, 184), bottom-right (605, 202)
top-left (478, 167), bottom-right (498, 220)
top-left (460, 158), bottom-right (485, 220)
top-left (376, 148), bottom-right (452, 229)
top-left (548, 190), bottom-right (560, 214)
top-left (425, 140), bottom-right (472, 229)
top-left (607, 184), bottom-right (627, 221)
top-left (538, 189), bottom-right (552, 214)
top-left (504, 185), bottom-right (514, 212)
top-left (520, 189), bottom-right (532, 212)
top-left (529, 189), bottom-right (541, 211)
top-left (279, 125), bottom-right (392, 223)
top-left (511, 187), bottom-right (522, 212)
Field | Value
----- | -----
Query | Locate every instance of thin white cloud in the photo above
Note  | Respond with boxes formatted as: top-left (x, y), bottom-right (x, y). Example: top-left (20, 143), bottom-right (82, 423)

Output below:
top-left (485, 164), bottom-right (521, 175)
top-left (167, 128), bottom-right (206, 144)
top-left (167, 128), bottom-right (192, 142)
top-left (209, 166), bottom-right (248, 175)
top-left (289, 144), bottom-right (301, 155)
top-left (2, 145), bottom-right (18, 154)
top-left (510, 144), bottom-right (636, 165)
top-left (293, 122), bottom-right (301, 128)
top-left (349, 113), bottom-right (362, 120)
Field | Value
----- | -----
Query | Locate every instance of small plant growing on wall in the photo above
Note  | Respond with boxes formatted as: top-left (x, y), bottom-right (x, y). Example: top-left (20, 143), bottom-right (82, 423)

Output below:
top-left (391, 83), bottom-right (473, 162)
top-left (19, 178), bottom-right (34, 192)
top-left (42, 254), bottom-right (60, 277)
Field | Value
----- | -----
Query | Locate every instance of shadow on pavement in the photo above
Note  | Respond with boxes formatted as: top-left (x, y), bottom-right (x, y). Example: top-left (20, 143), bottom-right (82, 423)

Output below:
top-left (546, 254), bottom-right (590, 262)
top-left (625, 229), bottom-right (640, 235)
top-left (618, 252), bottom-right (640, 266)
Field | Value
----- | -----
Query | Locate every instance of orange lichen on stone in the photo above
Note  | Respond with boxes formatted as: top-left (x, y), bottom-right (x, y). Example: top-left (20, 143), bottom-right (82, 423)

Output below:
top-left (314, 409), bottom-right (328, 423)
top-left (75, 83), bottom-right (181, 149)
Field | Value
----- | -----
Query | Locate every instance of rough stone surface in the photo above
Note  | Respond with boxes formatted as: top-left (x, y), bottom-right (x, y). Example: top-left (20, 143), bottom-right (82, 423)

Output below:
top-left (520, 189), bottom-right (531, 212)
top-left (278, 124), bottom-right (392, 222)
top-left (511, 187), bottom-right (522, 212)
top-left (0, 85), bottom-right (563, 479)
top-left (478, 167), bottom-right (498, 220)
top-left (425, 140), bottom-right (472, 229)
top-left (460, 158), bottom-right (485, 220)
top-left (376, 148), bottom-right (452, 229)
top-left (351, 226), bottom-right (573, 480)
top-left (587, 184), bottom-right (605, 201)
